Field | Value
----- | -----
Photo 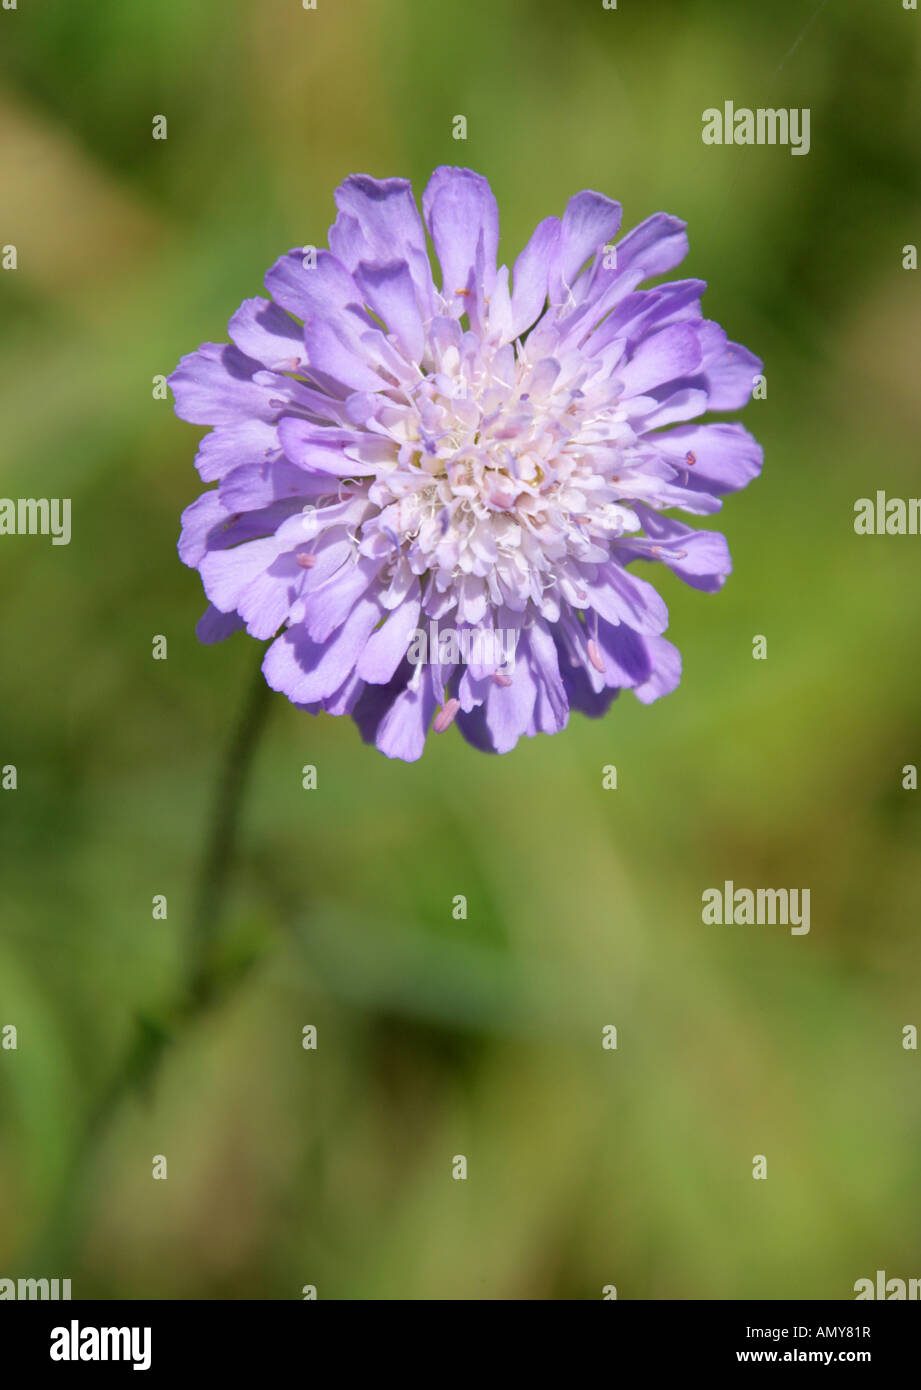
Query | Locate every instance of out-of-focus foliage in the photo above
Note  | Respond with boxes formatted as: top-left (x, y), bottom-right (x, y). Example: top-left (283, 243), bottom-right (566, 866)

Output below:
top-left (1, 0), bottom-right (919, 1298)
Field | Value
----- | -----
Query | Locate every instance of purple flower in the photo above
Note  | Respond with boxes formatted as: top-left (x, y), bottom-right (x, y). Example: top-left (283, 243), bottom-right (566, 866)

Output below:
top-left (171, 167), bottom-right (762, 761)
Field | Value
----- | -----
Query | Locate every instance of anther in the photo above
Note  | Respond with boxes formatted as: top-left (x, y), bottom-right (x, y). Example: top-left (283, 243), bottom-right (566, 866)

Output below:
top-left (433, 698), bottom-right (461, 732)
top-left (587, 639), bottom-right (605, 673)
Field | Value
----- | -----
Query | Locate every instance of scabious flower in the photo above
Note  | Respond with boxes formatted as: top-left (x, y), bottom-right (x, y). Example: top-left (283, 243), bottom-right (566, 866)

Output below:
top-left (171, 167), bottom-right (762, 760)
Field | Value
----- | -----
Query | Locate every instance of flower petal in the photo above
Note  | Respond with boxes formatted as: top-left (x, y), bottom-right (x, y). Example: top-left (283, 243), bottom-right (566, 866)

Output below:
top-left (331, 174), bottom-right (435, 312)
top-left (373, 668), bottom-right (438, 761)
top-left (551, 190), bottom-right (622, 302)
top-left (508, 215), bottom-right (559, 339)
top-left (618, 323), bottom-right (705, 398)
top-left (422, 166), bottom-right (499, 313)
top-left (169, 344), bottom-right (274, 426)
top-left (354, 260), bottom-right (426, 363)
top-left (228, 297), bottom-right (308, 372)
top-left (262, 596), bottom-right (381, 704)
top-left (355, 588), bottom-right (422, 683)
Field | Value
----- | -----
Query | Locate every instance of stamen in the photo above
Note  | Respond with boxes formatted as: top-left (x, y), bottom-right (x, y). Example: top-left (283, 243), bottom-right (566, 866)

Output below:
top-left (433, 698), bottom-right (461, 732)
top-left (587, 639), bottom-right (605, 673)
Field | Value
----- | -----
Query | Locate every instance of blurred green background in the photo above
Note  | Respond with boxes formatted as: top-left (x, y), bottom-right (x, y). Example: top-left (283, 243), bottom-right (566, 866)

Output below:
top-left (2, 0), bottom-right (920, 1300)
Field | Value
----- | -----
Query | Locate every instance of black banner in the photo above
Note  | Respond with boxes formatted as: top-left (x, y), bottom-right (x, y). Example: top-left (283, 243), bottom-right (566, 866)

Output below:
top-left (1, 1299), bottom-right (916, 1376)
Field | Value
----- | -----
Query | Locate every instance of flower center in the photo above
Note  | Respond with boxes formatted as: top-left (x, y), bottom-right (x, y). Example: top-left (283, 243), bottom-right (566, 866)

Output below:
top-left (350, 335), bottom-right (641, 618)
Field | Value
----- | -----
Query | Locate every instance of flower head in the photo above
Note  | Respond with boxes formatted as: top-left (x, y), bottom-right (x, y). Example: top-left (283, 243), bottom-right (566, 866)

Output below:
top-left (171, 167), bottom-right (762, 760)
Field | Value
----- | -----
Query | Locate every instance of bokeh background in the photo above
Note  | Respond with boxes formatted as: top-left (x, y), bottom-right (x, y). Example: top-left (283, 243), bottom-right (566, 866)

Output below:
top-left (1, 0), bottom-right (920, 1300)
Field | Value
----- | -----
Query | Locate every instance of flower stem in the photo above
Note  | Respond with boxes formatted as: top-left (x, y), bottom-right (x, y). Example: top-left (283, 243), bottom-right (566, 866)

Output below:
top-left (27, 653), bottom-right (272, 1269)
top-left (189, 653), bottom-right (273, 1006)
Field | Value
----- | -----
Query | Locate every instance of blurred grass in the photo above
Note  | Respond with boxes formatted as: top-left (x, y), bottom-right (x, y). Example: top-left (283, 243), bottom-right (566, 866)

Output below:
top-left (1, 0), bottom-right (920, 1298)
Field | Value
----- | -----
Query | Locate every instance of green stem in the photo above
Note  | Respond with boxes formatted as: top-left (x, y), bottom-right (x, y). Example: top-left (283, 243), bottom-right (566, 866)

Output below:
top-left (27, 652), bottom-right (272, 1270)
top-left (189, 654), bottom-right (273, 1006)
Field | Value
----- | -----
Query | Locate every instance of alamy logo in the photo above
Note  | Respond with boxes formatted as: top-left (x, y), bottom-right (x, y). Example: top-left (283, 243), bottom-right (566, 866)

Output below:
top-left (0, 1276), bottom-right (71, 1299)
top-left (407, 621), bottom-right (518, 671)
top-left (0, 497), bottom-right (71, 545)
top-left (702, 881), bottom-right (810, 935)
top-left (702, 102), bottom-right (811, 156)
top-left (854, 1270), bottom-right (921, 1300)
top-left (854, 491), bottom-right (921, 534)
top-left (50, 1320), bottom-right (151, 1371)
